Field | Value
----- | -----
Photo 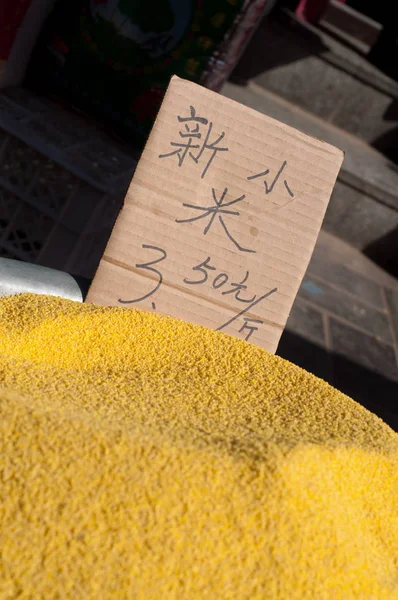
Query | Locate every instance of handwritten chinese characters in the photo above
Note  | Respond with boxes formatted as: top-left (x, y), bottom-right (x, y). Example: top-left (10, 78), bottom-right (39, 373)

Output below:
top-left (163, 105), bottom-right (299, 253)
top-left (176, 187), bottom-right (255, 254)
top-left (248, 160), bottom-right (295, 209)
top-left (159, 105), bottom-right (228, 179)
top-left (183, 259), bottom-right (277, 340)
top-left (118, 245), bottom-right (277, 343)
top-left (86, 76), bottom-right (344, 354)
top-left (121, 107), bottom-right (305, 342)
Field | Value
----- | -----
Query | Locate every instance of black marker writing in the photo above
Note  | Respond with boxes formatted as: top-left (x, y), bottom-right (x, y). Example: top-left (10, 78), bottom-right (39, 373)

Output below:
top-left (239, 318), bottom-right (264, 342)
top-left (118, 244), bottom-right (166, 305)
top-left (248, 160), bottom-right (294, 201)
top-left (184, 259), bottom-right (256, 304)
top-left (158, 105), bottom-right (228, 178)
top-left (183, 257), bottom-right (216, 285)
top-left (217, 287), bottom-right (278, 339)
top-left (176, 187), bottom-right (255, 254)
top-left (184, 258), bottom-right (275, 341)
top-left (220, 270), bottom-right (256, 304)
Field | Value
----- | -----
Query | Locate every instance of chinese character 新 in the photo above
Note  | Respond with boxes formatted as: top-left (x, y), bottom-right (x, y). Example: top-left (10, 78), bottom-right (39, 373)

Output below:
top-left (176, 187), bottom-right (255, 254)
top-left (159, 105), bottom-right (228, 179)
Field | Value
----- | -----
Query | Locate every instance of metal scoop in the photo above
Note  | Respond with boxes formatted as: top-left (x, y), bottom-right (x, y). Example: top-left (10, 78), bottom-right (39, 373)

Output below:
top-left (0, 258), bottom-right (89, 302)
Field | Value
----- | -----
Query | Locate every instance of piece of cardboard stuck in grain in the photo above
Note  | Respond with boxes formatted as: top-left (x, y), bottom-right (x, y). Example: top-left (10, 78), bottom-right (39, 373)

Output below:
top-left (86, 76), bottom-right (344, 353)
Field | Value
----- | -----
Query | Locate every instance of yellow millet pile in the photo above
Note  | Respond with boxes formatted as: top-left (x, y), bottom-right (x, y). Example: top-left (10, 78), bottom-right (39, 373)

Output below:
top-left (0, 294), bottom-right (397, 599)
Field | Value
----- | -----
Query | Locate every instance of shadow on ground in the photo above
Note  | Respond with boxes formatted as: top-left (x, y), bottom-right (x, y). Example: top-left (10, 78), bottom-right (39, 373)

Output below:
top-left (230, 9), bottom-right (329, 85)
top-left (364, 227), bottom-right (398, 279)
top-left (278, 330), bottom-right (398, 432)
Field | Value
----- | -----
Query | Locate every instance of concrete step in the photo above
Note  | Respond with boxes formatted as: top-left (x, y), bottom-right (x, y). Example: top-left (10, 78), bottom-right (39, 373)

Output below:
top-left (222, 81), bottom-right (398, 269)
top-left (320, 0), bottom-right (381, 53)
top-left (279, 229), bottom-right (398, 431)
top-left (230, 8), bottom-right (398, 149)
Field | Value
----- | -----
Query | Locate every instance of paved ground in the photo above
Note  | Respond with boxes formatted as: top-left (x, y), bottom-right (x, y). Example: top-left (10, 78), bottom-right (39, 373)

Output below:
top-left (280, 230), bottom-right (398, 431)
top-left (221, 83), bottom-right (398, 432)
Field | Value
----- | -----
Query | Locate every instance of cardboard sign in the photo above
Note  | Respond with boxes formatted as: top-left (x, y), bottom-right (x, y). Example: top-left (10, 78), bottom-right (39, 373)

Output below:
top-left (86, 76), bottom-right (343, 352)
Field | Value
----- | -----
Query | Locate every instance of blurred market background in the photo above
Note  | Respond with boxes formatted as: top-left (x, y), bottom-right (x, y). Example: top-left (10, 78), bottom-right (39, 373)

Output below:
top-left (0, 0), bottom-right (397, 429)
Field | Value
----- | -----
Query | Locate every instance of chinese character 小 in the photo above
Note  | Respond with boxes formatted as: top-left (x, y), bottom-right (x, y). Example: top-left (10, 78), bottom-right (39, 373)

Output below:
top-left (248, 160), bottom-right (295, 204)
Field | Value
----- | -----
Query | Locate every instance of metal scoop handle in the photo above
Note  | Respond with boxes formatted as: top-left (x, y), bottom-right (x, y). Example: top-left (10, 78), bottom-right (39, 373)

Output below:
top-left (0, 258), bottom-right (89, 302)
